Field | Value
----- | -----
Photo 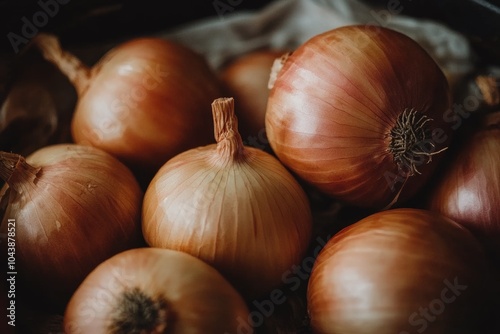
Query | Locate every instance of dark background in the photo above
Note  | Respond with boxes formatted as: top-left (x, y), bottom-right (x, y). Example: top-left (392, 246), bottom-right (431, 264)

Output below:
top-left (0, 0), bottom-right (274, 54)
top-left (0, 0), bottom-right (499, 63)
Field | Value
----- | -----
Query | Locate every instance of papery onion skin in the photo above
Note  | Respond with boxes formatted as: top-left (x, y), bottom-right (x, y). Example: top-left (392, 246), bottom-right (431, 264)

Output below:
top-left (0, 144), bottom-right (143, 307)
top-left (142, 97), bottom-right (313, 299)
top-left (64, 247), bottom-right (253, 334)
top-left (428, 112), bottom-right (500, 260)
top-left (220, 49), bottom-right (288, 143)
top-left (33, 34), bottom-right (222, 180)
top-left (73, 37), bottom-right (221, 175)
top-left (265, 25), bottom-right (451, 209)
top-left (307, 208), bottom-right (491, 334)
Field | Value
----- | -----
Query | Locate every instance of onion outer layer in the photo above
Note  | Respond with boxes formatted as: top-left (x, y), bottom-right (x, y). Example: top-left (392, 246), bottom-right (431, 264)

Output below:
top-left (32, 33), bottom-right (222, 182)
top-left (307, 208), bottom-right (491, 334)
top-left (64, 247), bottom-right (253, 334)
top-left (428, 112), bottom-right (500, 260)
top-left (0, 143), bottom-right (143, 307)
top-left (265, 25), bottom-right (452, 209)
top-left (142, 97), bottom-right (313, 299)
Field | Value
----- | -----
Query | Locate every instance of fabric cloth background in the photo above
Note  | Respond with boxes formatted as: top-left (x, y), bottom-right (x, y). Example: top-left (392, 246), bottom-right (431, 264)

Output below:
top-left (161, 0), bottom-right (475, 84)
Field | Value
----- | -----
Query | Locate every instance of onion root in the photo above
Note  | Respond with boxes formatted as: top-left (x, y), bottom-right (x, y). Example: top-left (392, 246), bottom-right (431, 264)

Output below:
top-left (108, 287), bottom-right (169, 334)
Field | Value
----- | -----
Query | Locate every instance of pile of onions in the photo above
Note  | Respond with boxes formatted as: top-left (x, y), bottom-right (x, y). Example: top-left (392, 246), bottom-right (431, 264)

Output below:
top-left (31, 33), bottom-right (222, 182)
top-left (307, 208), bottom-right (492, 334)
top-left (64, 247), bottom-right (252, 334)
top-left (142, 97), bottom-right (313, 299)
top-left (427, 111), bottom-right (500, 260)
top-left (220, 49), bottom-right (288, 144)
top-left (265, 25), bottom-right (452, 209)
top-left (0, 144), bottom-right (143, 307)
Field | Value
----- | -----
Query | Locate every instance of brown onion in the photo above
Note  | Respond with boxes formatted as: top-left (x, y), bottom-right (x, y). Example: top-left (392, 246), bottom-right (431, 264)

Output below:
top-left (220, 49), bottom-right (288, 146)
top-left (265, 25), bottom-right (451, 209)
top-left (31, 33), bottom-right (222, 182)
top-left (1, 281), bottom-right (14, 333)
top-left (427, 111), bottom-right (500, 260)
top-left (64, 247), bottom-right (252, 334)
top-left (142, 97), bottom-right (312, 299)
top-left (0, 144), bottom-right (143, 307)
top-left (307, 208), bottom-right (492, 334)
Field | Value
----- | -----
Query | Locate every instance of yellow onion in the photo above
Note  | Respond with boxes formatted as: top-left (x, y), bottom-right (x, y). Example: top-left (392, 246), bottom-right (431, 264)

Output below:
top-left (307, 208), bottom-right (492, 334)
top-left (31, 33), bottom-right (222, 184)
top-left (64, 247), bottom-right (252, 334)
top-left (265, 25), bottom-right (452, 209)
top-left (427, 111), bottom-right (500, 261)
top-left (142, 97), bottom-right (313, 299)
top-left (220, 49), bottom-right (288, 146)
top-left (0, 144), bottom-right (143, 307)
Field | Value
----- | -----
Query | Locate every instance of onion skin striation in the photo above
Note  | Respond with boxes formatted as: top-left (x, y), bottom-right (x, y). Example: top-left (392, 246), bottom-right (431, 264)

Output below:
top-left (307, 208), bottom-right (491, 334)
top-left (428, 112), bottom-right (500, 260)
top-left (64, 248), bottom-right (253, 334)
top-left (220, 49), bottom-right (288, 144)
top-left (32, 33), bottom-right (222, 180)
top-left (0, 144), bottom-right (143, 307)
top-left (142, 97), bottom-right (313, 299)
top-left (265, 25), bottom-right (452, 209)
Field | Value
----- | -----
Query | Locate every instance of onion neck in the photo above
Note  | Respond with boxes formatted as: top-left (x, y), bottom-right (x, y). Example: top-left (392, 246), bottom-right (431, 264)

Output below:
top-left (0, 152), bottom-right (40, 193)
top-left (108, 287), bottom-right (169, 334)
top-left (212, 97), bottom-right (246, 163)
top-left (32, 33), bottom-right (92, 96)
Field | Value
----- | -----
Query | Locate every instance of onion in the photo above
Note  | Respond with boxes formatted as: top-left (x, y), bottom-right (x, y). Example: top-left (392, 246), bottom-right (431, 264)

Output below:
top-left (427, 111), bottom-right (500, 261)
top-left (220, 49), bottom-right (288, 147)
top-left (265, 25), bottom-right (452, 209)
top-left (63, 247), bottom-right (252, 334)
top-left (307, 208), bottom-right (492, 334)
top-left (31, 33), bottom-right (222, 183)
top-left (142, 97), bottom-right (313, 299)
top-left (0, 144), bottom-right (143, 307)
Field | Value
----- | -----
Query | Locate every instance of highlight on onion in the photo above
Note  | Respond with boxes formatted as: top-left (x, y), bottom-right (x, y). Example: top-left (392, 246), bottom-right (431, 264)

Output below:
top-left (63, 247), bottom-right (252, 334)
top-left (427, 111), bottom-right (500, 261)
top-left (220, 49), bottom-right (288, 146)
top-left (0, 143), bottom-right (143, 307)
top-left (142, 97), bottom-right (313, 299)
top-left (31, 33), bottom-right (223, 182)
top-left (265, 25), bottom-right (452, 209)
top-left (307, 208), bottom-right (492, 334)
